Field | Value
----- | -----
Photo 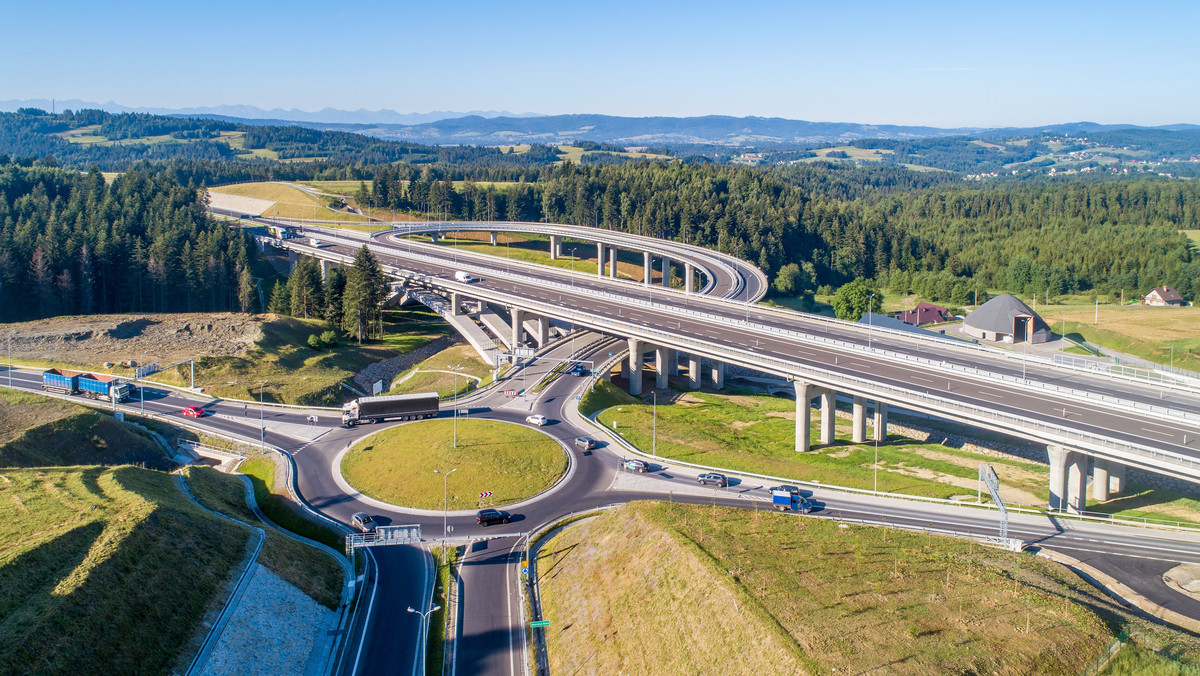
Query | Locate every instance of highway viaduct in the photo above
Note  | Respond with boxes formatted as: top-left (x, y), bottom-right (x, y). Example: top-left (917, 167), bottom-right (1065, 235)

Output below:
top-left (250, 216), bottom-right (1200, 514)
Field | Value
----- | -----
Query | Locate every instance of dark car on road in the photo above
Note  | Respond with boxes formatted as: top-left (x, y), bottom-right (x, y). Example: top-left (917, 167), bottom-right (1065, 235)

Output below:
top-left (697, 472), bottom-right (728, 487)
top-left (351, 512), bottom-right (377, 532)
top-left (622, 459), bottom-right (650, 473)
top-left (476, 509), bottom-right (511, 526)
top-left (769, 485), bottom-right (803, 496)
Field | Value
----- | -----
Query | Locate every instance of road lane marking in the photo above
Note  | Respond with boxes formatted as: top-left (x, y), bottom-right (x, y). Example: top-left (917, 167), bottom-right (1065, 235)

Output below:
top-left (350, 550), bottom-right (380, 676)
top-left (1140, 427), bottom-right (1175, 438)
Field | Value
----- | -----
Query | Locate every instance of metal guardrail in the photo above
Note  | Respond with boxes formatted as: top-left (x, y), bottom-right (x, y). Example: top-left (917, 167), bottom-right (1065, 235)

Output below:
top-left (276, 233), bottom-right (1200, 478)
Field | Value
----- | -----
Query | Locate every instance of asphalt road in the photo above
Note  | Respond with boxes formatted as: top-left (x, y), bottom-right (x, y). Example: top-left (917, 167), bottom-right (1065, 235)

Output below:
top-left (263, 223), bottom-right (1200, 480)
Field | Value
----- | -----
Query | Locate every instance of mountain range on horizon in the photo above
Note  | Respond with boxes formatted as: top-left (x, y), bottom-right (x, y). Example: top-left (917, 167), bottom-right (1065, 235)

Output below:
top-left (0, 99), bottom-right (543, 126)
top-left (1, 99), bottom-right (1196, 147)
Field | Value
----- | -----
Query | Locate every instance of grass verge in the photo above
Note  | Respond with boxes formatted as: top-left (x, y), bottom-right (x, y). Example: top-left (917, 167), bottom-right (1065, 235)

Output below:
top-left (389, 343), bottom-right (493, 398)
top-left (238, 456), bottom-right (343, 551)
top-left (340, 419), bottom-right (566, 510)
top-left (578, 377), bottom-right (639, 417)
top-left (0, 465), bottom-right (247, 673)
top-left (426, 545), bottom-right (459, 676)
top-left (183, 465), bottom-right (344, 608)
top-left (536, 502), bottom-right (1200, 675)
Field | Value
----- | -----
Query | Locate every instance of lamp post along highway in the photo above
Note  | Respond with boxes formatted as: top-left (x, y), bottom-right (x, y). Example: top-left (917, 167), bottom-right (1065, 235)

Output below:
top-left (434, 468), bottom-right (457, 554)
top-left (259, 381), bottom-right (269, 452)
top-left (7, 330), bottom-right (14, 389)
top-left (868, 292), bottom-right (875, 350)
top-left (407, 604), bottom-right (442, 673)
top-left (652, 390), bottom-right (657, 458)
top-left (450, 364), bottom-right (464, 448)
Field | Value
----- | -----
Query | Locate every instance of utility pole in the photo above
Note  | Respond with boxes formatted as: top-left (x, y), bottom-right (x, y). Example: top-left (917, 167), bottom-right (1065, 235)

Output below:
top-left (259, 380), bottom-right (269, 452)
top-left (434, 468), bottom-right (457, 555)
top-left (7, 331), bottom-right (14, 389)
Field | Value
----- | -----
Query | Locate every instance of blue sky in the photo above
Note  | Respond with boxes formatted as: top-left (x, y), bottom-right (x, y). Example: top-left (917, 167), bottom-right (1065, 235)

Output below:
top-left (2, 0), bottom-right (1197, 127)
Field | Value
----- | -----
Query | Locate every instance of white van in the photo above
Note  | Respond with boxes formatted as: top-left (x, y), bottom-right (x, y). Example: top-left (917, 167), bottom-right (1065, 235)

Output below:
top-left (309, 237), bottom-right (328, 248)
top-left (454, 271), bottom-right (474, 283)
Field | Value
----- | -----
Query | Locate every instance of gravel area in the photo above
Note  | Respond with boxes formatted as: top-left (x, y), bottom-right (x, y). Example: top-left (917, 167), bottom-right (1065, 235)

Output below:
top-left (198, 566), bottom-right (333, 676)
top-left (353, 333), bottom-right (461, 392)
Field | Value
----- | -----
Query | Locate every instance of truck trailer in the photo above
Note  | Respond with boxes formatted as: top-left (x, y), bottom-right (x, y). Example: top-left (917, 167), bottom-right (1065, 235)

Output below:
top-left (342, 392), bottom-right (440, 427)
top-left (41, 369), bottom-right (134, 403)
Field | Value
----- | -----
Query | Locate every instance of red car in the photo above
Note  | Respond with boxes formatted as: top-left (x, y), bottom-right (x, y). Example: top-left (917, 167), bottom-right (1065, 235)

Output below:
top-left (181, 406), bottom-right (206, 418)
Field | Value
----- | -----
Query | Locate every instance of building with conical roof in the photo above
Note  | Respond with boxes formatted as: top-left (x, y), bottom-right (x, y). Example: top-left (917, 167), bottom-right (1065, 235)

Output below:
top-left (963, 294), bottom-right (1051, 344)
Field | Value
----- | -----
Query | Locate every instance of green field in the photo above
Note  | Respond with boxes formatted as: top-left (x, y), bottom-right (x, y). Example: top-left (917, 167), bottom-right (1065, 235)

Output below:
top-left (389, 343), bottom-right (494, 397)
top-left (340, 419), bottom-right (566, 510)
top-left (148, 310), bottom-right (451, 405)
top-left (209, 182), bottom-right (368, 222)
top-left (182, 465), bottom-right (343, 608)
top-left (537, 502), bottom-right (1195, 675)
top-left (0, 465), bottom-right (247, 673)
top-left (237, 456), bottom-right (342, 551)
top-left (592, 388), bottom-right (1200, 523)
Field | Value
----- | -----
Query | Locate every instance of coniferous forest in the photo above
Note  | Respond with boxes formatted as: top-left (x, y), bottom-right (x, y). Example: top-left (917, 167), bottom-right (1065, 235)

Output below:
top-left (1, 108), bottom-right (1198, 325)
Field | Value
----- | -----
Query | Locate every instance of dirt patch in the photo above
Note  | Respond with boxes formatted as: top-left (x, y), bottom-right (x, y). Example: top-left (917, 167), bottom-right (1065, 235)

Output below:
top-left (729, 420), bottom-right (759, 430)
top-left (880, 462), bottom-right (1042, 505)
top-left (909, 447), bottom-right (1046, 486)
top-left (5, 313), bottom-right (264, 371)
top-left (765, 410), bottom-right (797, 420)
top-left (1165, 564), bottom-right (1200, 600)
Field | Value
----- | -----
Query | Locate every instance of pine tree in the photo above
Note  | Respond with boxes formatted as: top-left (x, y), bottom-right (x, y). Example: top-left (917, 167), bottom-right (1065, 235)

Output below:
top-left (267, 278), bottom-right (292, 315)
top-left (342, 246), bottom-right (387, 343)
top-left (237, 265), bottom-right (256, 313)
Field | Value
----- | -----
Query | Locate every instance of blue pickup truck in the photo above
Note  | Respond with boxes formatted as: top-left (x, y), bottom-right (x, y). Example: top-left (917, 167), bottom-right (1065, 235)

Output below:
top-left (42, 369), bottom-right (134, 403)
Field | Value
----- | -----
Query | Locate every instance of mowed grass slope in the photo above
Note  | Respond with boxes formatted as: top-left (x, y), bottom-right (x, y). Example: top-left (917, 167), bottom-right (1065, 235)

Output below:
top-left (0, 389), bottom-right (170, 469)
top-left (389, 342), bottom-right (493, 397)
top-left (0, 465), bottom-right (247, 674)
top-left (341, 419), bottom-right (566, 510)
top-left (208, 182), bottom-right (368, 221)
top-left (537, 502), bottom-right (1198, 675)
top-left (150, 311), bottom-right (451, 405)
top-left (183, 465), bottom-right (343, 608)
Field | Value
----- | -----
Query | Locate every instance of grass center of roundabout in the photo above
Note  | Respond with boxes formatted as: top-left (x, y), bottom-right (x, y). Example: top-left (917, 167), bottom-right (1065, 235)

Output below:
top-left (340, 418), bottom-right (568, 511)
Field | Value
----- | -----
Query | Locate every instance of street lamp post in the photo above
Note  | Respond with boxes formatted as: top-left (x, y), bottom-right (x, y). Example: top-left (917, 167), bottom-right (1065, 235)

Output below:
top-left (874, 433), bottom-right (879, 493)
top-left (407, 604), bottom-right (442, 674)
top-left (568, 247), bottom-right (577, 288)
top-left (434, 468), bottom-right (457, 554)
top-left (867, 292), bottom-right (875, 350)
top-left (7, 331), bottom-right (14, 389)
top-left (259, 380), bottom-right (269, 452)
top-left (450, 364), bottom-right (463, 448)
top-left (139, 350), bottom-right (149, 417)
top-left (652, 390), bottom-right (657, 458)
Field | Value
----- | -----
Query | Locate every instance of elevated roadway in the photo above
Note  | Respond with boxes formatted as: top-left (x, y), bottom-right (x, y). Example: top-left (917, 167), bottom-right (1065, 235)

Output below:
top-left (260, 219), bottom-right (1200, 511)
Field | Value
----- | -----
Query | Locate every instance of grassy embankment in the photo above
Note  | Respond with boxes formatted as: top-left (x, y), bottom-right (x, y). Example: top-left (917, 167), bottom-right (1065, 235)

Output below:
top-left (237, 456), bottom-right (343, 551)
top-left (0, 389), bottom-right (248, 672)
top-left (593, 389), bottom-right (1200, 524)
top-left (536, 502), bottom-right (1200, 675)
top-left (426, 545), bottom-right (459, 676)
top-left (1051, 304), bottom-right (1200, 373)
top-left (340, 419), bottom-right (566, 510)
top-left (149, 309), bottom-right (452, 405)
top-left (182, 465), bottom-right (343, 608)
top-left (209, 181), bottom-right (368, 222)
top-left (389, 343), bottom-right (493, 398)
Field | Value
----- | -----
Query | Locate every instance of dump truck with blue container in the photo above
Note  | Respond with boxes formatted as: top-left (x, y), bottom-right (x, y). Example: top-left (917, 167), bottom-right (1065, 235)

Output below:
top-left (41, 369), bottom-right (134, 403)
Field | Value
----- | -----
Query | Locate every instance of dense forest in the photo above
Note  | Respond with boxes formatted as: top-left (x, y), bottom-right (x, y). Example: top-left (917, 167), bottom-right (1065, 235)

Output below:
top-left (0, 159), bottom-right (260, 321)
top-left (1, 108), bottom-right (1197, 325)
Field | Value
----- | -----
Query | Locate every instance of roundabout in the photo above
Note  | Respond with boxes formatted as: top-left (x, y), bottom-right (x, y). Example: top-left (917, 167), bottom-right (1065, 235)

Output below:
top-left (339, 418), bottom-right (568, 511)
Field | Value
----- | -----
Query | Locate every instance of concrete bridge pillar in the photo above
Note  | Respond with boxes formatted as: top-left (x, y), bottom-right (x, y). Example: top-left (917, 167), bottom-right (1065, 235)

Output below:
top-left (319, 258), bottom-right (333, 281)
top-left (820, 390), bottom-right (836, 445)
top-left (430, 233), bottom-right (439, 243)
top-left (1092, 459), bottom-right (1111, 502)
top-left (661, 256), bottom-right (672, 287)
top-left (536, 316), bottom-right (550, 347)
top-left (687, 355), bottom-right (701, 389)
top-left (1108, 462), bottom-right (1125, 495)
top-left (712, 361), bottom-right (726, 390)
top-left (851, 396), bottom-right (867, 443)
top-left (609, 247), bottom-right (618, 277)
top-left (643, 251), bottom-right (652, 284)
top-left (666, 349), bottom-right (679, 376)
top-left (1048, 445), bottom-right (1087, 513)
top-left (549, 235), bottom-right (560, 260)
top-left (490, 231), bottom-right (498, 246)
top-left (288, 250), bottom-right (297, 272)
top-left (450, 292), bottom-right (462, 316)
top-left (685, 263), bottom-right (695, 293)
top-left (628, 338), bottom-right (644, 396)
top-left (655, 346), bottom-right (669, 390)
top-left (596, 242), bottom-right (605, 277)
top-left (511, 307), bottom-right (526, 347)
top-left (872, 401), bottom-right (888, 442)
top-left (794, 381), bottom-right (811, 453)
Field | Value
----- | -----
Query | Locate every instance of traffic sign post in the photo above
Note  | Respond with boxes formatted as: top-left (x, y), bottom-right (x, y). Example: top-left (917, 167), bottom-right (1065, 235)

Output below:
top-left (530, 620), bottom-right (550, 628)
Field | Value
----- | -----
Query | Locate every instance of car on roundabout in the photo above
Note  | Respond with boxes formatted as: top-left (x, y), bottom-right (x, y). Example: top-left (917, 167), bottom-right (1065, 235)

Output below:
top-left (351, 512), bottom-right (377, 532)
top-left (574, 436), bottom-right (596, 450)
top-left (526, 414), bottom-right (548, 426)
top-left (181, 405), bottom-right (206, 418)
top-left (697, 472), bottom-right (728, 487)
top-left (476, 509), bottom-right (511, 526)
